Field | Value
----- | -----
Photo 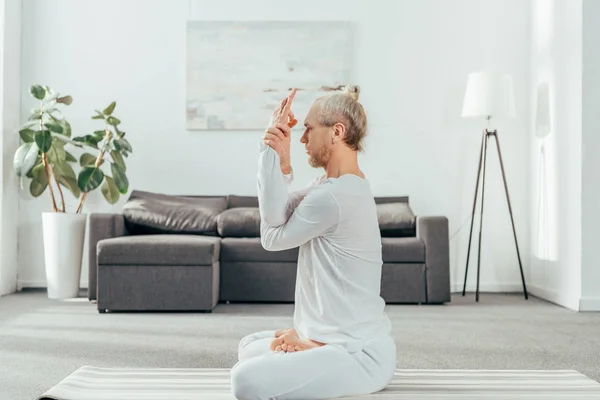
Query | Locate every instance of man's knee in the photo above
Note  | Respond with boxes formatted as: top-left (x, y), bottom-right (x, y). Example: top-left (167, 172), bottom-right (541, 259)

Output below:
top-left (231, 361), bottom-right (266, 400)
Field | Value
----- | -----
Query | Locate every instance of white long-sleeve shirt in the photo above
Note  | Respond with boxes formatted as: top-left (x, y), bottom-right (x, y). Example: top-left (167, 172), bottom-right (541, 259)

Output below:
top-left (257, 141), bottom-right (392, 353)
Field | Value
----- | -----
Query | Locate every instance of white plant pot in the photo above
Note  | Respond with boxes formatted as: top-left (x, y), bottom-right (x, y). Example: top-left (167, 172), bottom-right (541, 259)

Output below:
top-left (42, 212), bottom-right (87, 299)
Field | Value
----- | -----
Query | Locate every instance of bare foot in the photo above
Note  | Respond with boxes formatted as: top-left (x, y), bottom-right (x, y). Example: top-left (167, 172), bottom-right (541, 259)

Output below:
top-left (271, 331), bottom-right (325, 353)
top-left (274, 328), bottom-right (296, 338)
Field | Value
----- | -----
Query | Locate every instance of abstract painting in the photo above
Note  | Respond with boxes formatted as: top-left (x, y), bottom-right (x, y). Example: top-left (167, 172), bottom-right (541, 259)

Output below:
top-left (186, 21), bottom-right (354, 130)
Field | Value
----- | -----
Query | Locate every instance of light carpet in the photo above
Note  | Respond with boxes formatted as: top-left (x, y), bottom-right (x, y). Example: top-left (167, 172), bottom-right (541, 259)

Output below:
top-left (38, 366), bottom-right (600, 400)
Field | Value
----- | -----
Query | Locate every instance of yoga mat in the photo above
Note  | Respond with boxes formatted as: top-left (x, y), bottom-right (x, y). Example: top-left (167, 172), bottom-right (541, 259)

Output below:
top-left (38, 366), bottom-right (600, 399)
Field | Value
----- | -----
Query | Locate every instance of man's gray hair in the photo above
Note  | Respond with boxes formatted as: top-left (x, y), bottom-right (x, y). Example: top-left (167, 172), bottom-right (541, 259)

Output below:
top-left (314, 85), bottom-right (367, 152)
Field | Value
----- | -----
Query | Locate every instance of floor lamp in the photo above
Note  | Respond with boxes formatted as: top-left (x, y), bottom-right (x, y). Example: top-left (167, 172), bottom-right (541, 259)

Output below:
top-left (460, 71), bottom-right (528, 302)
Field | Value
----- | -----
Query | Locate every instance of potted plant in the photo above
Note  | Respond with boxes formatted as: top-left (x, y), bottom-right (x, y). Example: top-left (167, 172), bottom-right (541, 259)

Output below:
top-left (13, 84), bottom-right (133, 299)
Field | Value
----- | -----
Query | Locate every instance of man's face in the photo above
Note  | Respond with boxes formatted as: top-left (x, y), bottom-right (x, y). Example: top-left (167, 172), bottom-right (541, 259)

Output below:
top-left (300, 104), bottom-right (332, 169)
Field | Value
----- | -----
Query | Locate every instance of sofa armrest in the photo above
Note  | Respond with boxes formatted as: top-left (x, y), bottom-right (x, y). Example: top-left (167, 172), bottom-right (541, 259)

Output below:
top-left (417, 216), bottom-right (450, 303)
top-left (88, 213), bottom-right (127, 301)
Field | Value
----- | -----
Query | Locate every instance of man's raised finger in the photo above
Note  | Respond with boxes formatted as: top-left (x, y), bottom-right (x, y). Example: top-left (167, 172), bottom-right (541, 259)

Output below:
top-left (283, 88), bottom-right (297, 112)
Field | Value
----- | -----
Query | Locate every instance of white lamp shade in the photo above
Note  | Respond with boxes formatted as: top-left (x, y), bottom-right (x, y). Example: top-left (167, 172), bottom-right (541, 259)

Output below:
top-left (462, 71), bottom-right (516, 119)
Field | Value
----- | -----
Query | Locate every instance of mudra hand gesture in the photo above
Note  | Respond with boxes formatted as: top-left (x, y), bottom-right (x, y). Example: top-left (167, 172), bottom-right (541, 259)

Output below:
top-left (264, 89), bottom-right (298, 175)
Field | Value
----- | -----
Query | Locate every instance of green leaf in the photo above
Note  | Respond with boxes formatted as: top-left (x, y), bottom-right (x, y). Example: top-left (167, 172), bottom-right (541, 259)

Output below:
top-left (47, 139), bottom-right (66, 163)
top-left (115, 138), bottom-right (132, 152)
top-left (45, 122), bottom-right (63, 134)
top-left (79, 153), bottom-right (97, 167)
top-left (92, 110), bottom-right (105, 120)
top-left (111, 140), bottom-right (122, 151)
top-left (58, 174), bottom-right (81, 198)
top-left (34, 130), bottom-right (53, 153)
top-left (56, 95), bottom-right (73, 105)
top-left (30, 163), bottom-right (48, 197)
top-left (103, 102), bottom-right (116, 116)
top-left (53, 160), bottom-right (77, 180)
top-left (54, 161), bottom-right (81, 198)
top-left (31, 162), bottom-right (47, 183)
top-left (85, 135), bottom-right (100, 149)
top-left (30, 176), bottom-right (48, 197)
top-left (13, 142), bottom-right (40, 176)
top-left (65, 151), bottom-right (77, 163)
top-left (111, 163), bottom-right (129, 194)
top-left (30, 84), bottom-right (46, 100)
top-left (101, 176), bottom-right (120, 204)
top-left (78, 167), bottom-right (104, 192)
top-left (19, 128), bottom-right (36, 143)
top-left (26, 156), bottom-right (42, 178)
top-left (58, 119), bottom-right (72, 137)
top-left (110, 150), bottom-right (126, 172)
top-left (107, 116), bottom-right (121, 126)
top-left (74, 135), bottom-right (100, 149)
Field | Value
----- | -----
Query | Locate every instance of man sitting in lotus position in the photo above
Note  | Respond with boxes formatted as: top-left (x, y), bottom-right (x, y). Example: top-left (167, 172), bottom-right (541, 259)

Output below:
top-left (230, 86), bottom-right (396, 400)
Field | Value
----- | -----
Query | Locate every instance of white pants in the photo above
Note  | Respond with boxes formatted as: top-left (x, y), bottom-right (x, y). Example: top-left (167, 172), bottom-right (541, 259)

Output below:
top-left (230, 330), bottom-right (397, 400)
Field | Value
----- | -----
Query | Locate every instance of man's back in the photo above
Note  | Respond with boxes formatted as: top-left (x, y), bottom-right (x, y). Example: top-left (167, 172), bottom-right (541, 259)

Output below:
top-left (293, 174), bottom-right (392, 353)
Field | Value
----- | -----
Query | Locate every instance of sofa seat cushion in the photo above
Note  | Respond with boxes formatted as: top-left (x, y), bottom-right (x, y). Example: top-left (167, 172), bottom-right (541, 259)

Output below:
top-left (97, 235), bottom-right (220, 266)
top-left (382, 237), bottom-right (425, 263)
top-left (220, 237), bottom-right (298, 262)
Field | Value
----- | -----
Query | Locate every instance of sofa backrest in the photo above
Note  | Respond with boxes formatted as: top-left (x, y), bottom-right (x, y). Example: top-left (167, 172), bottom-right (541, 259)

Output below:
top-left (224, 195), bottom-right (409, 208)
top-left (227, 195), bottom-right (259, 208)
top-left (374, 196), bottom-right (409, 205)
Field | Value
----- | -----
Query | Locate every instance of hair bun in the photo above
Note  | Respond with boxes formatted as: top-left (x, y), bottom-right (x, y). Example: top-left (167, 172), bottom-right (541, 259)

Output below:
top-left (341, 85), bottom-right (360, 101)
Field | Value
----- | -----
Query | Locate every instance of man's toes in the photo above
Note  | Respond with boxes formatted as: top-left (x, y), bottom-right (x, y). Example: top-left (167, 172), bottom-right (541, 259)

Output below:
top-left (275, 345), bottom-right (282, 352)
top-left (281, 343), bottom-right (287, 351)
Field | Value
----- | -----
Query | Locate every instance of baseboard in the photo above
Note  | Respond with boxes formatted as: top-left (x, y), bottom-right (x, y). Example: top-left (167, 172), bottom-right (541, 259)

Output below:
top-left (528, 284), bottom-right (580, 311)
top-left (17, 280), bottom-right (89, 291)
top-left (451, 282), bottom-right (525, 293)
top-left (579, 296), bottom-right (600, 311)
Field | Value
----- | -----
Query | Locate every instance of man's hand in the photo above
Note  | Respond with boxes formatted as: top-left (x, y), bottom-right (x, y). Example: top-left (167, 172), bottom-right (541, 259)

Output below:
top-left (265, 89), bottom-right (297, 174)
top-left (264, 123), bottom-right (292, 174)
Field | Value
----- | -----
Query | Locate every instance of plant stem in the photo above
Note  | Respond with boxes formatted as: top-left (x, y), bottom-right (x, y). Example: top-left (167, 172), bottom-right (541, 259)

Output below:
top-left (51, 167), bottom-right (66, 212)
top-left (76, 126), bottom-right (111, 214)
top-left (42, 153), bottom-right (58, 213)
top-left (39, 108), bottom-right (59, 212)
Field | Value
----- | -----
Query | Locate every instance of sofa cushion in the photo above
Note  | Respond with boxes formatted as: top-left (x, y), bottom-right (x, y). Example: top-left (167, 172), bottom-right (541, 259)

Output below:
top-left (97, 235), bottom-right (220, 266)
top-left (382, 237), bottom-right (426, 263)
top-left (122, 190), bottom-right (227, 235)
top-left (220, 237), bottom-right (299, 262)
top-left (377, 202), bottom-right (416, 237)
top-left (217, 207), bottom-right (261, 237)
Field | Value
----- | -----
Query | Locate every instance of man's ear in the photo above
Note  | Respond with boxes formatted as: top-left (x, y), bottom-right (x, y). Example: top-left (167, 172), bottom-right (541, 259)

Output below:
top-left (332, 122), bottom-right (346, 143)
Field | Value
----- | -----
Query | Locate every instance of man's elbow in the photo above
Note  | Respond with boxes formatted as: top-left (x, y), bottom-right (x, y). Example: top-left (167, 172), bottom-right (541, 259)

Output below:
top-left (261, 215), bottom-right (286, 227)
top-left (260, 235), bottom-right (279, 252)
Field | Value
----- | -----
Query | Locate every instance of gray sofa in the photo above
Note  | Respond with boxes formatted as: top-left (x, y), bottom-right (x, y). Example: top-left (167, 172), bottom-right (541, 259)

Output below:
top-left (88, 190), bottom-right (450, 312)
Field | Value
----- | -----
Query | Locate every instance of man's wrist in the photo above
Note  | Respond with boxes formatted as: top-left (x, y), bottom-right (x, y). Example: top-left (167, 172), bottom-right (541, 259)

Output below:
top-left (281, 164), bottom-right (292, 175)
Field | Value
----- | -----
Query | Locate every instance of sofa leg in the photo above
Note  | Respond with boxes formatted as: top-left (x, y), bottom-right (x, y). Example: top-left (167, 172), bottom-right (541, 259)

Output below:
top-left (98, 309), bottom-right (107, 314)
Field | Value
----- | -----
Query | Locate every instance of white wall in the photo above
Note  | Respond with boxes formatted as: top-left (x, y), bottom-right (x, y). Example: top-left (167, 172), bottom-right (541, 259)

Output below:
top-left (580, 0), bottom-right (600, 311)
top-left (0, 0), bottom-right (21, 296)
top-left (18, 0), bottom-right (533, 294)
top-left (529, 0), bottom-right (582, 310)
